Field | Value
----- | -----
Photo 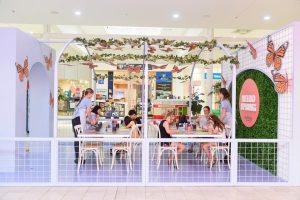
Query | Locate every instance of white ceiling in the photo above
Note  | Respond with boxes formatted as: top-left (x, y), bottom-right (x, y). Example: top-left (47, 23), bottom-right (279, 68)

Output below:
top-left (0, 0), bottom-right (300, 29)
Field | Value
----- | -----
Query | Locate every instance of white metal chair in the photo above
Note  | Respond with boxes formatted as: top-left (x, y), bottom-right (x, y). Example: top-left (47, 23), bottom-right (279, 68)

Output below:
top-left (210, 127), bottom-right (231, 170)
top-left (148, 123), bottom-right (159, 161)
top-left (75, 125), bottom-right (103, 172)
top-left (110, 127), bottom-right (135, 171)
top-left (132, 124), bottom-right (142, 163)
top-left (154, 125), bottom-right (179, 169)
top-left (194, 143), bottom-right (207, 162)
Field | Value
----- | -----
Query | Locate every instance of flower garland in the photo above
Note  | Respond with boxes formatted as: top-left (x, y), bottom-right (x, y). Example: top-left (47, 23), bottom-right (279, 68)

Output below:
top-left (95, 74), bottom-right (191, 82)
top-left (60, 53), bottom-right (239, 65)
top-left (74, 37), bottom-right (245, 51)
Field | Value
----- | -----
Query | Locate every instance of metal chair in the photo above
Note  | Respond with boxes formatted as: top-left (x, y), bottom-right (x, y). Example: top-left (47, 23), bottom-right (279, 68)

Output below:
top-left (75, 125), bottom-right (103, 172)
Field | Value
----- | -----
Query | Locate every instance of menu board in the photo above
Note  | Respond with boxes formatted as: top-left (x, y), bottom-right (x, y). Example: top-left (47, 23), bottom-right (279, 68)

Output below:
top-left (156, 72), bottom-right (172, 99)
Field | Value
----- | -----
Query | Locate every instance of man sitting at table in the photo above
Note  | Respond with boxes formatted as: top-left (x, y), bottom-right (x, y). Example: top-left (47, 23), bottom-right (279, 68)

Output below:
top-left (124, 109), bottom-right (142, 137)
top-left (124, 109), bottom-right (141, 128)
top-left (178, 112), bottom-right (188, 124)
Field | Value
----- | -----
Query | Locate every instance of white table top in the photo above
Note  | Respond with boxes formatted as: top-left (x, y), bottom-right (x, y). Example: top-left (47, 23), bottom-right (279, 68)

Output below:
top-left (171, 130), bottom-right (223, 138)
top-left (78, 128), bottom-right (131, 138)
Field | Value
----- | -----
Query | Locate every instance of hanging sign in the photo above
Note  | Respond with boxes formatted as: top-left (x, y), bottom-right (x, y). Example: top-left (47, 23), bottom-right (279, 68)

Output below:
top-left (108, 71), bottom-right (114, 99)
top-left (239, 79), bottom-right (260, 127)
top-left (156, 72), bottom-right (172, 99)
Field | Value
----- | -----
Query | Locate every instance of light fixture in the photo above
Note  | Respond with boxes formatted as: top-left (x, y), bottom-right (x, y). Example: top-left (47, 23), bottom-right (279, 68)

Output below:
top-left (51, 11), bottom-right (59, 15)
top-left (263, 15), bottom-right (271, 21)
top-left (173, 13), bottom-right (180, 19)
top-left (74, 11), bottom-right (81, 16)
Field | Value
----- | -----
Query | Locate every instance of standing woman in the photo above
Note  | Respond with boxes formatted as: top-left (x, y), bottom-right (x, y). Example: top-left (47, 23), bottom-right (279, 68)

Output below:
top-left (72, 88), bottom-right (96, 164)
top-left (219, 88), bottom-right (232, 128)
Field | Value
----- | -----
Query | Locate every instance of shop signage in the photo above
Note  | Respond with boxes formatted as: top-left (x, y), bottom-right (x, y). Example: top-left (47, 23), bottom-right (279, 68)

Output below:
top-left (156, 72), bottom-right (172, 99)
top-left (204, 73), bottom-right (221, 80)
top-left (239, 79), bottom-right (260, 127)
top-left (98, 79), bottom-right (104, 84)
top-left (108, 71), bottom-right (114, 99)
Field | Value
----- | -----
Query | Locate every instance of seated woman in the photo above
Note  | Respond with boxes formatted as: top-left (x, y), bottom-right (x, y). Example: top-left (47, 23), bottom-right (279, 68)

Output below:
top-left (194, 106), bottom-right (211, 131)
top-left (201, 114), bottom-right (226, 166)
top-left (86, 105), bottom-right (102, 130)
top-left (159, 112), bottom-right (185, 163)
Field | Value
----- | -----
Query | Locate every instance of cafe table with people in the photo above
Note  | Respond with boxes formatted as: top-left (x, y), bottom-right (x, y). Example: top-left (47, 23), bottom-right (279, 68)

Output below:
top-left (152, 109), bottom-right (227, 169)
top-left (74, 109), bottom-right (142, 172)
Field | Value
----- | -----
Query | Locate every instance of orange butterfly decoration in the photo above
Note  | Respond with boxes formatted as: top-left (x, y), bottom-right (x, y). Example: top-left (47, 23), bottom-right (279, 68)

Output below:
top-left (266, 35), bottom-right (289, 71)
top-left (161, 47), bottom-right (173, 53)
top-left (15, 56), bottom-right (29, 82)
top-left (44, 51), bottom-right (53, 71)
top-left (82, 61), bottom-right (98, 69)
top-left (148, 46), bottom-right (156, 53)
top-left (49, 92), bottom-right (54, 107)
top-left (128, 65), bottom-right (142, 73)
top-left (271, 70), bottom-right (288, 94)
top-left (187, 43), bottom-right (198, 52)
top-left (171, 65), bottom-right (188, 73)
top-left (152, 64), bottom-right (168, 70)
top-left (246, 40), bottom-right (257, 59)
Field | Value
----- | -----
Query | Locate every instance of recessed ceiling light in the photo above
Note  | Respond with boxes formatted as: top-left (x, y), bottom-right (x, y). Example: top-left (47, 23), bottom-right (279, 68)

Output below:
top-left (74, 11), bottom-right (81, 16)
top-left (51, 11), bottom-right (59, 15)
top-left (173, 14), bottom-right (180, 19)
top-left (202, 14), bottom-right (210, 18)
top-left (29, 32), bottom-right (34, 34)
top-left (263, 15), bottom-right (271, 21)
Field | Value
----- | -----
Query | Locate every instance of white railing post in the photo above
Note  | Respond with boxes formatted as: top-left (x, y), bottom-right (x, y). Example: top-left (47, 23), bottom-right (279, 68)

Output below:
top-left (231, 60), bottom-right (237, 185)
top-left (142, 42), bottom-right (149, 184)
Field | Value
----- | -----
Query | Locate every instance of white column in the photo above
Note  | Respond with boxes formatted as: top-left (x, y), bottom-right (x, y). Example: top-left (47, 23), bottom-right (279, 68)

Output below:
top-left (142, 42), bottom-right (149, 185)
top-left (142, 42), bottom-right (148, 137)
top-left (206, 28), bottom-right (214, 109)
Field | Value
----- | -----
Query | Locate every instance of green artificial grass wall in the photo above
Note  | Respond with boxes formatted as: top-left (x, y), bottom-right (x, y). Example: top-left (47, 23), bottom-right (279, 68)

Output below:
top-left (236, 69), bottom-right (278, 175)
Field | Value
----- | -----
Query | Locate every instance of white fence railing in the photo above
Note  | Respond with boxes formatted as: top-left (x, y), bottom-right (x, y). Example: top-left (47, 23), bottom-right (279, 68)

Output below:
top-left (0, 137), bottom-right (290, 186)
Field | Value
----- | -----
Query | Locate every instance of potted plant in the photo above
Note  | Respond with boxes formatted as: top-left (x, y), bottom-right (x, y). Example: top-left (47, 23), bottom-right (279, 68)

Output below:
top-left (58, 87), bottom-right (68, 112)
top-left (191, 90), bottom-right (205, 116)
top-left (208, 81), bottom-right (221, 96)
top-left (208, 81), bottom-right (222, 116)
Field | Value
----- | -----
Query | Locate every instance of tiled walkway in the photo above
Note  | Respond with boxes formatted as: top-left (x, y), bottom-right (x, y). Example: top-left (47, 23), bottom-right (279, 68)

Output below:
top-left (0, 186), bottom-right (299, 200)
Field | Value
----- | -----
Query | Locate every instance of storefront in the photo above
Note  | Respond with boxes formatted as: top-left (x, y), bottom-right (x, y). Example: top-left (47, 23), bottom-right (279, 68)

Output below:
top-left (1, 22), bottom-right (300, 186)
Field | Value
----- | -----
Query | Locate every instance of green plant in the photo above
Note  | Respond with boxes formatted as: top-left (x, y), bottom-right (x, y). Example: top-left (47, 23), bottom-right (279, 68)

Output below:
top-left (235, 69), bottom-right (278, 175)
top-left (58, 87), bottom-right (67, 101)
top-left (191, 91), bottom-right (205, 115)
top-left (208, 81), bottom-right (221, 96)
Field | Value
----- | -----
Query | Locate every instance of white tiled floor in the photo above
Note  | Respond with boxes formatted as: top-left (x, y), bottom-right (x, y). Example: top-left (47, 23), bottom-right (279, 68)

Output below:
top-left (0, 186), bottom-right (300, 200)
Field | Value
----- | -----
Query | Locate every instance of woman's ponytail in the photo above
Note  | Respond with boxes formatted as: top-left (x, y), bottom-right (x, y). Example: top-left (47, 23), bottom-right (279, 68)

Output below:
top-left (76, 90), bottom-right (86, 107)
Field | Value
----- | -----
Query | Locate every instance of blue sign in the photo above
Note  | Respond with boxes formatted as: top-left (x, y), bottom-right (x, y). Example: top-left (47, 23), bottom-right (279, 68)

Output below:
top-left (156, 72), bottom-right (172, 83)
top-left (98, 79), bottom-right (104, 84)
top-left (204, 73), bottom-right (221, 80)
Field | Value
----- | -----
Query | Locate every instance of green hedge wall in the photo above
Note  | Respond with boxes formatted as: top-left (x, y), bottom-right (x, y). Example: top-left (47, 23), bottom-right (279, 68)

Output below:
top-left (236, 69), bottom-right (278, 175)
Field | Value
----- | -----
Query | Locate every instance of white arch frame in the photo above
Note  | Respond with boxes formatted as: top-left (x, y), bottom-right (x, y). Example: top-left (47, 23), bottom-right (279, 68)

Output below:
top-left (50, 39), bottom-right (96, 138)
top-left (50, 39), bottom-right (237, 185)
